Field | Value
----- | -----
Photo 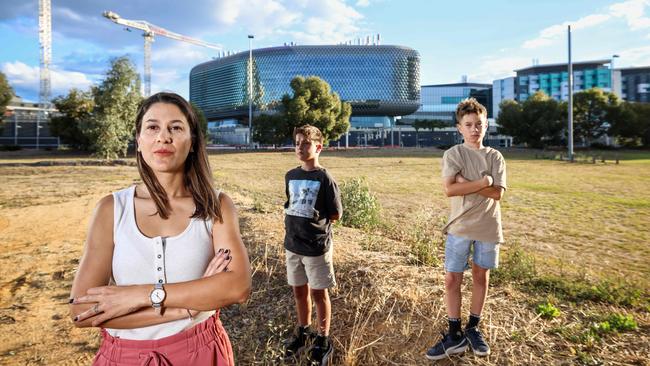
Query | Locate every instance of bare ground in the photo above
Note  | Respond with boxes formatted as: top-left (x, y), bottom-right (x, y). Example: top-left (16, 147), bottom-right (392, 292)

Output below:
top-left (0, 151), bottom-right (648, 365)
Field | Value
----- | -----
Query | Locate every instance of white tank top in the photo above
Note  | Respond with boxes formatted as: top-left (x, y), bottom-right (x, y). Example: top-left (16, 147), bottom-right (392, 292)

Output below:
top-left (106, 185), bottom-right (216, 340)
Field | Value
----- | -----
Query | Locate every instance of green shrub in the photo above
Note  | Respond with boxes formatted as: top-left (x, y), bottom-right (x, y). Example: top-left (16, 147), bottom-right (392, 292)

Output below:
top-left (406, 209), bottom-right (440, 266)
top-left (339, 177), bottom-right (381, 229)
top-left (600, 313), bottom-right (637, 332)
top-left (491, 243), bottom-right (537, 285)
top-left (536, 302), bottom-right (561, 319)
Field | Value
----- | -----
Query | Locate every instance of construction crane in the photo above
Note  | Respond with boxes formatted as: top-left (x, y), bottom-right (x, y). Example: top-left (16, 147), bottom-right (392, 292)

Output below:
top-left (102, 11), bottom-right (222, 96)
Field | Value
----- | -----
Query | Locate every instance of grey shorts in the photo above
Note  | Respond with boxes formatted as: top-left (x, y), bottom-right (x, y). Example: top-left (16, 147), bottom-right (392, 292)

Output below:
top-left (285, 248), bottom-right (336, 289)
top-left (444, 233), bottom-right (500, 272)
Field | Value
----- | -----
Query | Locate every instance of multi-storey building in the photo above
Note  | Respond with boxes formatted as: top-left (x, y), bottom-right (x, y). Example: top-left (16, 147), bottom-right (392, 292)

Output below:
top-left (190, 44), bottom-right (420, 145)
top-left (0, 96), bottom-right (58, 148)
top-left (492, 60), bottom-right (616, 118)
top-left (620, 66), bottom-right (650, 103)
top-left (402, 82), bottom-right (492, 125)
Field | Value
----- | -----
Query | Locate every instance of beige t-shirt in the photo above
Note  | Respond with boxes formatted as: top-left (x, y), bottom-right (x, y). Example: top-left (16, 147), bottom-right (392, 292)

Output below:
top-left (441, 144), bottom-right (507, 243)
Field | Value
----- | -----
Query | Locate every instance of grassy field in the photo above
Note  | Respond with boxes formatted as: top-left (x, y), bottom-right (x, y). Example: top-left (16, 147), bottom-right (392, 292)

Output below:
top-left (0, 148), bottom-right (648, 365)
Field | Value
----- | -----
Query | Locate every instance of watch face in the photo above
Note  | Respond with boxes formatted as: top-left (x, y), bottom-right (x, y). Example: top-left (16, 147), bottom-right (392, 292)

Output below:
top-left (150, 289), bottom-right (165, 304)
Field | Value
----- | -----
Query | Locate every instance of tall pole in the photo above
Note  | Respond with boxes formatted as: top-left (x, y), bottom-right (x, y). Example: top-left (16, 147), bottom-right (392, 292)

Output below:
top-left (248, 35), bottom-right (254, 148)
top-left (38, 0), bottom-right (51, 150)
top-left (567, 26), bottom-right (573, 161)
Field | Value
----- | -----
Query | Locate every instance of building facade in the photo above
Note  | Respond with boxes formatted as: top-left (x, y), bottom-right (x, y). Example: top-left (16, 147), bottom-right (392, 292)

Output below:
top-left (491, 60), bottom-right (617, 119)
top-left (0, 96), bottom-right (58, 148)
top-left (620, 66), bottom-right (650, 103)
top-left (401, 82), bottom-right (493, 125)
top-left (492, 77), bottom-right (515, 118)
top-left (514, 60), bottom-right (612, 102)
top-left (190, 44), bottom-right (420, 145)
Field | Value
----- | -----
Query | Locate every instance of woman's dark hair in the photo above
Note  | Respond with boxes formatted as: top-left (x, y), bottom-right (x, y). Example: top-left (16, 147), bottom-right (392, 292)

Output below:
top-left (134, 92), bottom-right (222, 222)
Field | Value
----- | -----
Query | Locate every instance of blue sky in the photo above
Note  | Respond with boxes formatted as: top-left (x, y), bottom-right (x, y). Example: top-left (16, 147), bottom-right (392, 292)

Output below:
top-left (1, 0), bottom-right (649, 102)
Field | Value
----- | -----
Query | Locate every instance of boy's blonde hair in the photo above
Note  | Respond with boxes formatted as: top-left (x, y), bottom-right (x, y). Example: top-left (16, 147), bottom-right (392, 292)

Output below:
top-left (455, 98), bottom-right (487, 124)
top-left (293, 124), bottom-right (324, 144)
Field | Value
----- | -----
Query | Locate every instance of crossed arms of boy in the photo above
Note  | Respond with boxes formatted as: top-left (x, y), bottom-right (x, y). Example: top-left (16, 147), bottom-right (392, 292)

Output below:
top-left (442, 174), bottom-right (504, 200)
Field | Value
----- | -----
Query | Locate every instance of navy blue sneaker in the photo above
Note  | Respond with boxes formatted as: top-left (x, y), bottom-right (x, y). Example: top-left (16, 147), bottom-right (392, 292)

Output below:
top-left (284, 325), bottom-right (315, 360)
top-left (425, 332), bottom-right (468, 360)
top-left (465, 327), bottom-right (490, 356)
top-left (306, 335), bottom-right (333, 366)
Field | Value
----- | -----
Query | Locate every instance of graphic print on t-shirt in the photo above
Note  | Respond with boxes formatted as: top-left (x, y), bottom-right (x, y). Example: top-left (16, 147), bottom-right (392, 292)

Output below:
top-left (286, 179), bottom-right (321, 219)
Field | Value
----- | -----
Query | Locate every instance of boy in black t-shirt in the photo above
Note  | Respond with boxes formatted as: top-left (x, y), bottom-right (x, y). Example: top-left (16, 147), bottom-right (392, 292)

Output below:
top-left (283, 125), bottom-right (343, 365)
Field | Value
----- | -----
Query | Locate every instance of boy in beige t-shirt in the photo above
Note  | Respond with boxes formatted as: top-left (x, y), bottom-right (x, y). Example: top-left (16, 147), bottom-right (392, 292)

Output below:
top-left (426, 98), bottom-right (507, 360)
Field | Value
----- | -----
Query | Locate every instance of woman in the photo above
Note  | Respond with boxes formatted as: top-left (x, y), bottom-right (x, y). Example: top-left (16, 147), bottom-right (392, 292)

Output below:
top-left (69, 92), bottom-right (251, 365)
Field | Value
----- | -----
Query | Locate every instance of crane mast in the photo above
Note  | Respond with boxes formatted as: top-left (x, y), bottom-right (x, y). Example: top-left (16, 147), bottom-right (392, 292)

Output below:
top-left (102, 11), bottom-right (222, 96)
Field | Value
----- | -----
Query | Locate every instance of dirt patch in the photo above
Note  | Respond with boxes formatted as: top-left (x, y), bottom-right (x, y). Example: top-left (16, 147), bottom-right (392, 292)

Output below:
top-left (0, 152), bottom-right (648, 365)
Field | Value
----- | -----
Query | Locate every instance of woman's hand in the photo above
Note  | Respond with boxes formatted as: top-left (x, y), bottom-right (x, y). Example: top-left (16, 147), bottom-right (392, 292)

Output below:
top-left (203, 248), bottom-right (233, 277)
top-left (187, 248), bottom-right (232, 318)
top-left (72, 285), bottom-right (150, 326)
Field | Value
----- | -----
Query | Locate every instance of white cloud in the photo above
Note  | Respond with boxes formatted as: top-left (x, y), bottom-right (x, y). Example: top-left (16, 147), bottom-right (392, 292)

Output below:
top-left (610, 0), bottom-right (650, 30)
top-left (617, 45), bottom-right (650, 66)
top-left (522, 0), bottom-right (650, 49)
top-left (281, 0), bottom-right (364, 44)
top-left (54, 6), bottom-right (83, 22)
top-left (356, 0), bottom-right (370, 7)
top-left (523, 14), bottom-right (611, 49)
top-left (1, 61), bottom-right (95, 98)
top-left (209, 0), bottom-right (364, 44)
top-left (151, 42), bottom-right (215, 66)
top-left (212, 0), bottom-right (300, 37)
top-left (468, 56), bottom-right (531, 83)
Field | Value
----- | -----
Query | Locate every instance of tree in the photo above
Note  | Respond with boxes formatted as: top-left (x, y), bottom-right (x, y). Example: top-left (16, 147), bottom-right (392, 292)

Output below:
top-left (520, 92), bottom-right (564, 148)
top-left (82, 57), bottom-right (142, 159)
top-left (573, 88), bottom-right (619, 145)
top-left (190, 102), bottom-right (208, 142)
top-left (0, 71), bottom-right (13, 121)
top-left (50, 88), bottom-right (94, 149)
top-left (280, 76), bottom-right (351, 145)
top-left (252, 113), bottom-right (288, 145)
top-left (241, 58), bottom-right (265, 110)
top-left (609, 102), bottom-right (650, 147)
top-left (496, 99), bottom-right (524, 143)
top-left (497, 92), bottom-right (564, 148)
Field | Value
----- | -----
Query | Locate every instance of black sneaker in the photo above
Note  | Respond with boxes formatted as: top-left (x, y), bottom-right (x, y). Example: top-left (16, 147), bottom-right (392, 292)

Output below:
top-left (306, 335), bottom-right (334, 366)
top-left (284, 325), bottom-right (315, 359)
top-left (465, 327), bottom-right (490, 356)
top-left (425, 332), bottom-right (468, 360)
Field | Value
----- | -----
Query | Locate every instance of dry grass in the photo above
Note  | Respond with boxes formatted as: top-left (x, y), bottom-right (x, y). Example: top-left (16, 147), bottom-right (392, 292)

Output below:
top-left (0, 149), bottom-right (648, 365)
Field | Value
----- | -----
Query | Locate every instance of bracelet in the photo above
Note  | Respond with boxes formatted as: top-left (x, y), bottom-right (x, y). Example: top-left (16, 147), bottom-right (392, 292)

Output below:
top-left (186, 309), bottom-right (193, 320)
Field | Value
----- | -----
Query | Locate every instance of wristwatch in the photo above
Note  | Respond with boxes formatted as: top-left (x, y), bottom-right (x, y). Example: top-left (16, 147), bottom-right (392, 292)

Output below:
top-left (149, 283), bottom-right (166, 314)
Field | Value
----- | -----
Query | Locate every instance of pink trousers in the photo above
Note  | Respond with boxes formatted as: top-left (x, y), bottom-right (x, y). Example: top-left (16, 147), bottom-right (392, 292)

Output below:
top-left (92, 314), bottom-right (234, 366)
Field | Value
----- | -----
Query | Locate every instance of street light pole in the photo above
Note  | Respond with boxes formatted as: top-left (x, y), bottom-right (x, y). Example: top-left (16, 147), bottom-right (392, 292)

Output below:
top-left (248, 34), bottom-right (254, 148)
top-left (567, 26), bottom-right (573, 161)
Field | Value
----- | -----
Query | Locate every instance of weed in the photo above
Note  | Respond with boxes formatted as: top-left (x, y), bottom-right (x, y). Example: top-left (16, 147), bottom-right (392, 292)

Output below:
top-left (339, 177), bottom-right (381, 230)
top-left (590, 313), bottom-right (637, 337)
top-left (491, 242), bottom-right (537, 285)
top-left (402, 209), bottom-right (441, 267)
top-left (359, 233), bottom-right (384, 251)
top-left (536, 302), bottom-right (561, 319)
top-left (252, 195), bottom-right (271, 213)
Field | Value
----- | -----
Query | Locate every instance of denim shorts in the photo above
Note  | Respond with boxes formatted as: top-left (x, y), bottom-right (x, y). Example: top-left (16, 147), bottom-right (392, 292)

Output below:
top-left (444, 233), bottom-right (500, 272)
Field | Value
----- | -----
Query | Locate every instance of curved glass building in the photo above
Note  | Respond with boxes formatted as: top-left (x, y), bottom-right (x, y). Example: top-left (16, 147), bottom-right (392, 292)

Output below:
top-left (190, 45), bottom-right (420, 127)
